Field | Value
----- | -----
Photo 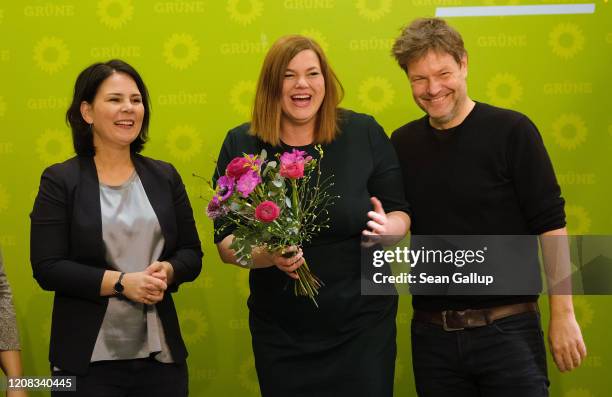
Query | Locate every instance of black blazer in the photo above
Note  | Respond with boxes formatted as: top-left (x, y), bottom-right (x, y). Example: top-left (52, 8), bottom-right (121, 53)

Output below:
top-left (30, 154), bottom-right (203, 375)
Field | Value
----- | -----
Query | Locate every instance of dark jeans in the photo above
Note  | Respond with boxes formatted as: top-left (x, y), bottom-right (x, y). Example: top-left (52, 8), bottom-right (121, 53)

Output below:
top-left (411, 311), bottom-right (549, 397)
top-left (51, 358), bottom-right (188, 397)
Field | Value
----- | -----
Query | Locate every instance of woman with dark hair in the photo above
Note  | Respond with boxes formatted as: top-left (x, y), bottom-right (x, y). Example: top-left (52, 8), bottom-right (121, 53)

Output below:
top-left (0, 247), bottom-right (28, 397)
top-left (30, 59), bottom-right (202, 396)
top-left (214, 36), bottom-right (411, 396)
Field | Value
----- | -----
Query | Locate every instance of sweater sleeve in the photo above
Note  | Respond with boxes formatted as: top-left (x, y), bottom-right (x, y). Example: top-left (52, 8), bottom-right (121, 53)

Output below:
top-left (508, 115), bottom-right (566, 234)
top-left (366, 116), bottom-right (412, 216)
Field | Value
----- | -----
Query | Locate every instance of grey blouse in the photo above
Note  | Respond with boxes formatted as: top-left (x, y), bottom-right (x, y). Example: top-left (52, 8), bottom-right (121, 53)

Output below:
top-left (0, 247), bottom-right (20, 351)
top-left (90, 172), bottom-right (172, 363)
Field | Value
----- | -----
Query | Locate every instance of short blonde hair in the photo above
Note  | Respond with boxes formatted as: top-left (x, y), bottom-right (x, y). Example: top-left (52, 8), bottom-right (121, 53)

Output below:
top-left (250, 35), bottom-right (343, 146)
top-left (392, 18), bottom-right (466, 70)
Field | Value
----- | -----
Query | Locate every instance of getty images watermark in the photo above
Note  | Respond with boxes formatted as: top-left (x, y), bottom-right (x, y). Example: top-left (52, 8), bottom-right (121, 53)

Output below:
top-left (361, 235), bottom-right (612, 296)
top-left (372, 245), bottom-right (493, 286)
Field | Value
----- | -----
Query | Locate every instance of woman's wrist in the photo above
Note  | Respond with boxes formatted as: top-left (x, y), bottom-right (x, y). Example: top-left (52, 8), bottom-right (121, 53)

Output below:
top-left (99, 270), bottom-right (122, 296)
top-left (250, 246), bottom-right (273, 269)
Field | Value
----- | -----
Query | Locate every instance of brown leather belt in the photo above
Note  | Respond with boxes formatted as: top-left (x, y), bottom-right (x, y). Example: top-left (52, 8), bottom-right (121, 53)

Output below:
top-left (413, 302), bottom-right (539, 331)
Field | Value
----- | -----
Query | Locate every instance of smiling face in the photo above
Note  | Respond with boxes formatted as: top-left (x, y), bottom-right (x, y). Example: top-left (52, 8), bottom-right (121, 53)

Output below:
top-left (280, 49), bottom-right (326, 129)
top-left (81, 72), bottom-right (144, 151)
top-left (406, 50), bottom-right (470, 129)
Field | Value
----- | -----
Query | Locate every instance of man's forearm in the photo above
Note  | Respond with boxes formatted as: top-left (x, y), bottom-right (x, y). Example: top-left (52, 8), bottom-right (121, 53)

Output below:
top-left (540, 227), bottom-right (572, 295)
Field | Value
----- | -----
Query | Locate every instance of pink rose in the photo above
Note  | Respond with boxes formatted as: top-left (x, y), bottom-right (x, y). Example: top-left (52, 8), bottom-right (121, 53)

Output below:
top-left (255, 201), bottom-right (280, 223)
top-left (280, 162), bottom-right (305, 179)
top-left (226, 157), bottom-right (250, 178)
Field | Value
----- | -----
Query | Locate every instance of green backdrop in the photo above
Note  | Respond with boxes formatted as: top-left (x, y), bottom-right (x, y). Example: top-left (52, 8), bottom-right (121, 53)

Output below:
top-left (0, 0), bottom-right (610, 395)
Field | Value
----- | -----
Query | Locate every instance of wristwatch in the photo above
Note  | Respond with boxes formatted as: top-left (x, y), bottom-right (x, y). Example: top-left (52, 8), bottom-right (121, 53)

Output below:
top-left (113, 272), bottom-right (125, 295)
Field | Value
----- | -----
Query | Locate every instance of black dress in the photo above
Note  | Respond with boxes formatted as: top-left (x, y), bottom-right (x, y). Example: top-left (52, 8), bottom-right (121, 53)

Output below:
top-left (214, 110), bottom-right (411, 396)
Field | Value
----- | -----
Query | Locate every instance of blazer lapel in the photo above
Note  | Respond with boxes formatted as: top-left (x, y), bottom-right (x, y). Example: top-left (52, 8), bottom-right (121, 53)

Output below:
top-left (75, 156), bottom-right (106, 265)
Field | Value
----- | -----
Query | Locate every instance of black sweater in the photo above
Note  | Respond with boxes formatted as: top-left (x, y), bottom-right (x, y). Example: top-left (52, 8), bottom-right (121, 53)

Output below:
top-left (391, 102), bottom-right (565, 310)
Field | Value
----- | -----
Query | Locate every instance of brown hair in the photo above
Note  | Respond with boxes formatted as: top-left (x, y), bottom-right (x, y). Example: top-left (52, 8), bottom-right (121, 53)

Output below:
top-left (250, 35), bottom-right (343, 146)
top-left (392, 18), bottom-right (466, 70)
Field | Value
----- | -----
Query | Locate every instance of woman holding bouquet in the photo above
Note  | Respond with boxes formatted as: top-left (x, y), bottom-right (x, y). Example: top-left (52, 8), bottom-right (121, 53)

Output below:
top-left (30, 60), bottom-right (202, 396)
top-left (214, 35), bottom-right (411, 396)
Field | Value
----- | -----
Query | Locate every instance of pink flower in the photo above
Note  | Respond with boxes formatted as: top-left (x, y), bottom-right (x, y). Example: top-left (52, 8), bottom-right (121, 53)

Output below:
top-left (280, 162), bottom-right (305, 179)
top-left (280, 149), bottom-right (307, 164)
top-left (226, 157), bottom-right (250, 179)
top-left (236, 170), bottom-right (261, 197)
top-left (255, 201), bottom-right (280, 223)
top-left (279, 149), bottom-right (309, 179)
top-left (216, 175), bottom-right (234, 201)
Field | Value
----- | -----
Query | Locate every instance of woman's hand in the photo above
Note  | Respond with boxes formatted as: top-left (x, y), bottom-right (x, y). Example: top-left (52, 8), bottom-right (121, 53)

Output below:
top-left (217, 235), bottom-right (304, 279)
top-left (121, 272), bottom-right (167, 305)
top-left (252, 246), bottom-right (304, 280)
top-left (362, 197), bottom-right (388, 236)
top-left (362, 197), bottom-right (411, 247)
top-left (146, 261), bottom-right (174, 285)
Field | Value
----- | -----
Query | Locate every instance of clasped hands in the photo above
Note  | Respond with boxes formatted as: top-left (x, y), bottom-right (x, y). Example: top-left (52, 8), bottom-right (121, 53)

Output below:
top-left (120, 261), bottom-right (174, 305)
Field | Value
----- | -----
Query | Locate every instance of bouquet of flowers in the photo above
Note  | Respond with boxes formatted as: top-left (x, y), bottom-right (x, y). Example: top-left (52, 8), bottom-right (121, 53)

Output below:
top-left (207, 146), bottom-right (335, 306)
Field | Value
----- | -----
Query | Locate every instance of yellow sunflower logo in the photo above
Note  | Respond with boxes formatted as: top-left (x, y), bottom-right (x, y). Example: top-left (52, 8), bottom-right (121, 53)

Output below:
top-left (238, 356), bottom-right (259, 393)
top-left (565, 205), bottom-right (591, 235)
top-left (178, 308), bottom-right (209, 344)
top-left (229, 80), bottom-right (256, 118)
top-left (33, 37), bottom-right (70, 74)
top-left (358, 77), bottom-right (395, 113)
top-left (486, 73), bottom-right (523, 108)
top-left (0, 96), bottom-right (6, 117)
top-left (300, 29), bottom-right (330, 53)
top-left (0, 185), bottom-right (9, 213)
top-left (165, 125), bottom-right (203, 162)
top-left (35, 129), bottom-right (73, 165)
top-left (163, 33), bottom-right (200, 70)
top-left (227, 0), bottom-right (263, 26)
top-left (571, 296), bottom-right (594, 330)
top-left (355, 0), bottom-right (392, 22)
top-left (549, 23), bottom-right (584, 60)
top-left (97, 0), bottom-right (134, 30)
top-left (551, 113), bottom-right (587, 150)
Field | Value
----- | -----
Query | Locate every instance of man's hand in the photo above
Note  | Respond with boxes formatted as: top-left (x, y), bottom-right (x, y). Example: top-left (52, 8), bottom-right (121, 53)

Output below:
top-left (548, 309), bottom-right (587, 372)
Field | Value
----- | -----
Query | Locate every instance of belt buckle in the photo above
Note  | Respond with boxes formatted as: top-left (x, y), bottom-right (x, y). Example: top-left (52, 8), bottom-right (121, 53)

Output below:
top-left (442, 310), bottom-right (465, 331)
